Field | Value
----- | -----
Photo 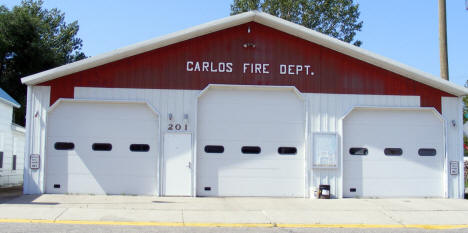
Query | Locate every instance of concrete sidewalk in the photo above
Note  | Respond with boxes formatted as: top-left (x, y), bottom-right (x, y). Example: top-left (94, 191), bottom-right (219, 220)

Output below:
top-left (0, 194), bottom-right (468, 229)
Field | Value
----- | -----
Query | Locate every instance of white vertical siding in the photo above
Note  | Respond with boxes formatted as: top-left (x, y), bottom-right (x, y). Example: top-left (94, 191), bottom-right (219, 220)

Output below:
top-left (306, 93), bottom-right (420, 198)
top-left (442, 97), bottom-right (464, 198)
top-left (23, 86), bottom-right (50, 194)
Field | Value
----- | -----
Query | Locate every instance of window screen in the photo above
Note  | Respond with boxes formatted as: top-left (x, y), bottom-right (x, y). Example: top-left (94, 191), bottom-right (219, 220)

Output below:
top-left (12, 155), bottom-right (16, 170)
top-left (204, 145), bottom-right (224, 153)
top-left (241, 146), bottom-right (261, 154)
top-left (349, 148), bottom-right (368, 155)
top-left (130, 144), bottom-right (150, 152)
top-left (278, 147), bottom-right (297, 155)
top-left (384, 148), bottom-right (403, 156)
top-left (54, 142), bottom-right (74, 150)
top-left (92, 143), bottom-right (112, 151)
top-left (418, 148), bottom-right (436, 156)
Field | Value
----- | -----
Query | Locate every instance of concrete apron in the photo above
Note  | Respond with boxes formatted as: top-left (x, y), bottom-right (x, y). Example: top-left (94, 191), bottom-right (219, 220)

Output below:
top-left (0, 195), bottom-right (468, 230)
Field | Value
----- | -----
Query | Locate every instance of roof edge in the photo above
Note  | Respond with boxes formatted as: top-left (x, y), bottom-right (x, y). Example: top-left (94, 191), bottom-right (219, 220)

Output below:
top-left (21, 11), bottom-right (468, 96)
top-left (0, 98), bottom-right (20, 108)
top-left (21, 11), bottom-right (256, 85)
top-left (253, 12), bottom-right (468, 96)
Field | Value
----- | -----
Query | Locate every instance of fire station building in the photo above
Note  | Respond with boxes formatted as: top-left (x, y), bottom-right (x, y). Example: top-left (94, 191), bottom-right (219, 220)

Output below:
top-left (21, 12), bottom-right (467, 198)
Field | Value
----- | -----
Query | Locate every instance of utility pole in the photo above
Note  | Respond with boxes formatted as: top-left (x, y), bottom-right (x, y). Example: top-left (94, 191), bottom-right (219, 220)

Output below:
top-left (438, 0), bottom-right (449, 80)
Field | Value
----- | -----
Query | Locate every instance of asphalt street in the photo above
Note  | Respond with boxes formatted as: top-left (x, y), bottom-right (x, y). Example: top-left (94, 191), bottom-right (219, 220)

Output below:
top-left (1, 223), bottom-right (468, 233)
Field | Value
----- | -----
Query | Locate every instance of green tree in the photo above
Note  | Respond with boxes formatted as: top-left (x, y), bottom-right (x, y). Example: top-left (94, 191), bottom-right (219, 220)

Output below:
top-left (231, 0), bottom-right (363, 46)
top-left (0, 0), bottom-right (85, 126)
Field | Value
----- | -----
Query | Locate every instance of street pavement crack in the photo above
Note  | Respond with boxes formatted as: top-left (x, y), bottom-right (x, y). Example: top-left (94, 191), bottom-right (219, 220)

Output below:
top-left (261, 210), bottom-right (274, 225)
top-left (378, 204), bottom-right (405, 227)
top-left (181, 209), bottom-right (185, 225)
top-left (53, 208), bottom-right (68, 221)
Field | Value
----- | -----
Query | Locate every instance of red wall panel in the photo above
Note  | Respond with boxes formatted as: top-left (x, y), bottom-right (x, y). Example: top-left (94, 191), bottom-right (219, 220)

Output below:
top-left (39, 22), bottom-right (453, 112)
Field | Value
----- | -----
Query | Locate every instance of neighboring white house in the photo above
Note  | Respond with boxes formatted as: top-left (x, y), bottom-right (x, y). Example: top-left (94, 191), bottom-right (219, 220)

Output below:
top-left (0, 88), bottom-right (25, 188)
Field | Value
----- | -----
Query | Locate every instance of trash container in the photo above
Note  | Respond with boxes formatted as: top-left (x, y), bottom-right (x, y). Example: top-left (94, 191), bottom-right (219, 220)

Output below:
top-left (318, 185), bottom-right (330, 199)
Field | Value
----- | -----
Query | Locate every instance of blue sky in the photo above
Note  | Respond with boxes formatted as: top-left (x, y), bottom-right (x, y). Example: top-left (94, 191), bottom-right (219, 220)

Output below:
top-left (3, 0), bottom-right (468, 86)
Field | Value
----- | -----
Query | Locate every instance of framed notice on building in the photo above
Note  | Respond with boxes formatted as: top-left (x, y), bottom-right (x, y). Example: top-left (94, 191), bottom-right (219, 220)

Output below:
top-left (312, 133), bottom-right (338, 168)
top-left (30, 154), bottom-right (40, 169)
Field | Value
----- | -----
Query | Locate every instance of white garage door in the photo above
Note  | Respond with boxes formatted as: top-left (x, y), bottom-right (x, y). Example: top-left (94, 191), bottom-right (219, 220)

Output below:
top-left (45, 100), bottom-right (159, 195)
top-left (197, 87), bottom-right (305, 197)
top-left (343, 108), bottom-right (445, 198)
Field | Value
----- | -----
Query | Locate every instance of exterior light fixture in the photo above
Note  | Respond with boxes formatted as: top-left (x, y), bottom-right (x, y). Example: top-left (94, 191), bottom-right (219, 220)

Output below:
top-left (243, 43), bottom-right (256, 48)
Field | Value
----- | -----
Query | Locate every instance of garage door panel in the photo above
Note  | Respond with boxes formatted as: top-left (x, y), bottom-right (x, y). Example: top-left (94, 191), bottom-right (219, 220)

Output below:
top-left (50, 120), bottom-right (157, 138)
top-left (345, 110), bottom-right (441, 124)
top-left (344, 161), bottom-right (443, 179)
top-left (62, 156), bottom-right (155, 176)
top-left (344, 178), bottom-right (443, 197)
top-left (197, 88), bottom-right (305, 197)
top-left (197, 159), bottom-right (303, 177)
top-left (198, 142), bottom-right (304, 159)
top-left (198, 177), bottom-right (304, 197)
top-left (199, 104), bottom-right (304, 123)
top-left (202, 89), bottom-right (301, 104)
top-left (48, 174), bottom-right (156, 195)
top-left (199, 123), bottom-right (304, 142)
top-left (46, 101), bottom-right (159, 195)
top-left (343, 109), bottom-right (444, 198)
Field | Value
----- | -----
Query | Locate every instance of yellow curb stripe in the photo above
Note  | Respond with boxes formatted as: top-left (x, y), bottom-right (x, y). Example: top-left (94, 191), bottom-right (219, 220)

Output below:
top-left (184, 223), bottom-right (274, 228)
top-left (404, 224), bottom-right (468, 230)
top-left (277, 223), bottom-right (406, 229)
top-left (0, 219), bottom-right (468, 230)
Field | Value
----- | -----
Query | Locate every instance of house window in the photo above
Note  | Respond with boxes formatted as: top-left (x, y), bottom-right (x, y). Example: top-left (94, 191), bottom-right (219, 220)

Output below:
top-left (418, 148), bottom-right (436, 156)
top-left (384, 148), bottom-right (403, 156)
top-left (12, 155), bottom-right (16, 170)
top-left (92, 143), bottom-right (112, 151)
top-left (130, 144), bottom-right (150, 152)
top-left (0, 152), bottom-right (3, 168)
top-left (349, 148), bottom-right (368, 155)
top-left (204, 145), bottom-right (224, 153)
top-left (241, 146), bottom-right (261, 154)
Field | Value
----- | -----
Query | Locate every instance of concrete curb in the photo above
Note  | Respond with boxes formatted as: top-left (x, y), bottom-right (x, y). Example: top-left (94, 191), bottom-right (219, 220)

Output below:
top-left (1, 219), bottom-right (468, 230)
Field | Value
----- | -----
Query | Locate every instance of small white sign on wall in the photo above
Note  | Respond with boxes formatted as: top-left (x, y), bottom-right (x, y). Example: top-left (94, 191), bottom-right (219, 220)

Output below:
top-left (30, 154), bottom-right (40, 169)
top-left (313, 133), bottom-right (338, 168)
top-left (450, 161), bottom-right (459, 175)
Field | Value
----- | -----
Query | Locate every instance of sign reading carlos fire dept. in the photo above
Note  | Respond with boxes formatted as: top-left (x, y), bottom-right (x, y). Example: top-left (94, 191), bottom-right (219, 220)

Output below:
top-left (186, 61), bottom-right (315, 76)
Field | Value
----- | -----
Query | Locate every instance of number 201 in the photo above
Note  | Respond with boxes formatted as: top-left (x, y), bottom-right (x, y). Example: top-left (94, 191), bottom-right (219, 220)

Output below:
top-left (168, 123), bottom-right (188, 131)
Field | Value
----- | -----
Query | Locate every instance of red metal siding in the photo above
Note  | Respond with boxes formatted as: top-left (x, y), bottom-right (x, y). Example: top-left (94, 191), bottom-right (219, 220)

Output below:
top-left (39, 22), bottom-right (453, 112)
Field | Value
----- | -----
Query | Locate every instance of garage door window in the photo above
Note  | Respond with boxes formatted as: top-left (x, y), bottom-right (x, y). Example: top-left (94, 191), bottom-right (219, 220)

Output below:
top-left (204, 145), bottom-right (224, 153)
top-left (54, 142), bottom-right (75, 150)
top-left (349, 148), bottom-right (368, 155)
top-left (418, 148), bottom-right (436, 156)
top-left (130, 144), bottom-right (150, 152)
top-left (278, 147), bottom-right (297, 155)
top-left (92, 143), bottom-right (112, 151)
top-left (241, 146), bottom-right (261, 154)
top-left (384, 148), bottom-right (403, 156)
